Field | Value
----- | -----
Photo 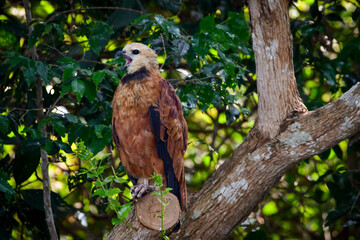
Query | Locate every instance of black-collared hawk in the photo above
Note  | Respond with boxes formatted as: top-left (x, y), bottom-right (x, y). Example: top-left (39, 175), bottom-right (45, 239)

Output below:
top-left (112, 43), bottom-right (188, 209)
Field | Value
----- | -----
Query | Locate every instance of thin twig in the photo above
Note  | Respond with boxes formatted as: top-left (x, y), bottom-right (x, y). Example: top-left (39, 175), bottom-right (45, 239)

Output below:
top-left (40, 43), bottom-right (66, 57)
top-left (2, 1), bottom-right (22, 10)
top-left (45, 95), bottom-right (62, 117)
top-left (176, 0), bottom-right (184, 16)
top-left (350, 191), bottom-right (360, 215)
top-left (160, 34), bottom-right (167, 70)
top-left (136, 0), bottom-right (145, 12)
top-left (77, 59), bottom-right (115, 67)
top-left (167, 75), bottom-right (220, 83)
top-left (19, 110), bottom-right (30, 122)
top-left (4, 107), bottom-right (42, 112)
top-left (3, 106), bottom-right (64, 113)
top-left (46, 7), bottom-right (144, 24)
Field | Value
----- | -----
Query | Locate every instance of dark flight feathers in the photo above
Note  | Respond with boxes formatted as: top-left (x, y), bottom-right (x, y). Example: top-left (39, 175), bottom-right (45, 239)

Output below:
top-left (149, 105), bottom-right (182, 207)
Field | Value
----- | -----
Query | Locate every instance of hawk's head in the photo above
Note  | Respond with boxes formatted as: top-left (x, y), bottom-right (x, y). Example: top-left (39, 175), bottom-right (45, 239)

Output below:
top-left (115, 43), bottom-right (159, 74)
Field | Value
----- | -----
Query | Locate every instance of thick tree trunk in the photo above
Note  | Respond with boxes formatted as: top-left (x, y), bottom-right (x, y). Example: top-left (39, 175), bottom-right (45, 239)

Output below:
top-left (248, 0), bottom-right (307, 139)
top-left (106, 0), bottom-right (360, 239)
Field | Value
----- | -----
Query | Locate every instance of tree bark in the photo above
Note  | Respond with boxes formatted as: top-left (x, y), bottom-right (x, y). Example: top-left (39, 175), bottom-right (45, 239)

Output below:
top-left (106, 0), bottom-right (360, 239)
top-left (248, 0), bottom-right (307, 139)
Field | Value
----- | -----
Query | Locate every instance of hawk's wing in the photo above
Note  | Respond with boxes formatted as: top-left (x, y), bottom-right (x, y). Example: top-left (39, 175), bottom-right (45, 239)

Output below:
top-left (149, 79), bottom-right (188, 207)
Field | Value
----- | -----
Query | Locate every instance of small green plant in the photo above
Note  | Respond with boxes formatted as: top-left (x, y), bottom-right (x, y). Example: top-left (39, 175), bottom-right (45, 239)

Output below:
top-left (73, 142), bottom-right (132, 226)
top-left (151, 173), bottom-right (172, 240)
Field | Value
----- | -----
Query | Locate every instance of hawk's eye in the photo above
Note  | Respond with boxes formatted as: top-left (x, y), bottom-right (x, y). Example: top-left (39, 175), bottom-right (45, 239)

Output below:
top-left (132, 49), bottom-right (140, 55)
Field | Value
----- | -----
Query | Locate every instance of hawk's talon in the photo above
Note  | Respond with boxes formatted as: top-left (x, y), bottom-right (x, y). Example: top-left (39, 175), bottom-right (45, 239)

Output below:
top-left (130, 184), bottom-right (156, 199)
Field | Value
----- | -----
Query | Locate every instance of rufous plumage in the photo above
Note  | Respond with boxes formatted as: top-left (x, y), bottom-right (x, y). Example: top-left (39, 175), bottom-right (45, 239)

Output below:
top-left (112, 43), bottom-right (188, 209)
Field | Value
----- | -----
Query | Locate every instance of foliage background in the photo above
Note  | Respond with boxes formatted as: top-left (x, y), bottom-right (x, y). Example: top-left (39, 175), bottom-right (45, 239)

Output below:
top-left (0, 0), bottom-right (359, 239)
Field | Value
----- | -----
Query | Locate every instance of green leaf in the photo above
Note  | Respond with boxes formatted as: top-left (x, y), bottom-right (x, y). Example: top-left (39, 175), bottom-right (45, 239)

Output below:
top-left (151, 173), bottom-right (164, 188)
top-left (72, 79), bottom-right (86, 102)
top-left (35, 61), bottom-right (50, 85)
top-left (107, 188), bottom-right (121, 197)
top-left (87, 136), bottom-right (108, 155)
top-left (61, 82), bottom-right (72, 97)
top-left (111, 218), bottom-right (122, 225)
top-left (89, 36), bottom-right (103, 56)
top-left (88, 169), bottom-right (102, 178)
top-left (192, 33), bottom-right (209, 56)
top-left (92, 188), bottom-right (106, 198)
top-left (155, 0), bottom-right (181, 12)
top-left (52, 119), bottom-right (66, 137)
top-left (43, 141), bottom-right (58, 155)
top-left (44, 23), bottom-right (64, 39)
top-left (117, 202), bottom-right (132, 220)
top-left (164, 187), bottom-right (172, 195)
top-left (23, 60), bottom-right (37, 87)
top-left (95, 125), bottom-right (106, 138)
top-left (93, 181), bottom-right (104, 188)
top-left (0, 170), bottom-right (15, 202)
top-left (91, 70), bottom-right (106, 89)
top-left (58, 57), bottom-right (79, 66)
top-left (83, 80), bottom-right (97, 103)
top-left (8, 53), bottom-right (26, 69)
top-left (62, 64), bottom-right (77, 82)
top-left (12, 143), bottom-right (41, 185)
top-left (200, 16), bottom-right (215, 33)
top-left (109, 9), bottom-right (140, 31)
top-left (68, 124), bottom-right (88, 144)
top-left (106, 71), bottom-right (121, 85)
top-left (44, 140), bottom-right (72, 155)
top-left (0, 115), bottom-right (10, 134)
top-left (101, 175), bottom-right (114, 184)
top-left (262, 201), bottom-right (278, 216)
top-left (87, 22), bottom-right (114, 55)
top-left (154, 14), bottom-right (182, 38)
top-left (91, 70), bottom-right (106, 88)
top-left (64, 113), bottom-right (78, 123)
top-left (55, 141), bottom-right (73, 153)
top-left (0, 178), bottom-right (16, 202)
top-left (113, 178), bottom-right (126, 184)
top-left (28, 23), bottom-right (45, 48)
top-left (172, 39), bottom-right (190, 66)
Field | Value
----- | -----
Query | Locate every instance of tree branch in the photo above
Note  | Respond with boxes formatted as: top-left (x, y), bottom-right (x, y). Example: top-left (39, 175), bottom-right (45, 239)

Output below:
top-left (22, 0), bottom-right (58, 239)
top-left (45, 6), bottom-right (143, 23)
top-left (106, 82), bottom-right (360, 240)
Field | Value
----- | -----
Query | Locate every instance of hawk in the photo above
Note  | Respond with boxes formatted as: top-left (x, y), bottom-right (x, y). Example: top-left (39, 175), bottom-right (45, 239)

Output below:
top-left (112, 43), bottom-right (187, 209)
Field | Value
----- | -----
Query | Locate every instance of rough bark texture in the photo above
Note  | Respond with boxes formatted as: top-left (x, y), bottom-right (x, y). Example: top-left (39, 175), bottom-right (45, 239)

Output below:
top-left (106, 0), bottom-right (360, 239)
top-left (23, 0), bottom-right (58, 239)
top-left (249, 0), bottom-right (307, 139)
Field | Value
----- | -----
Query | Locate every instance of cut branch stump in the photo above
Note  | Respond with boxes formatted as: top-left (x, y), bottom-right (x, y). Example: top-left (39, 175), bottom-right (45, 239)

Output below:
top-left (135, 192), bottom-right (181, 231)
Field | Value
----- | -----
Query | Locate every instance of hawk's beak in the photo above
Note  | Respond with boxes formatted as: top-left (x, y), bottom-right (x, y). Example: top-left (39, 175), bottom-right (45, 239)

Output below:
top-left (115, 50), bottom-right (132, 71)
top-left (115, 51), bottom-right (125, 58)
